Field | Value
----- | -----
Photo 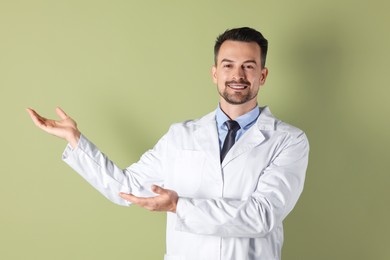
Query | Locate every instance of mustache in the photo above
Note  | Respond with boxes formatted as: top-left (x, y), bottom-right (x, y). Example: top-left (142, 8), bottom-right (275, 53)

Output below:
top-left (225, 80), bottom-right (250, 86)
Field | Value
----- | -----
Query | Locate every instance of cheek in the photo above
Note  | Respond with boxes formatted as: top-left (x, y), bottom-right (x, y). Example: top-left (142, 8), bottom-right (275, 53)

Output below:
top-left (247, 75), bottom-right (259, 84)
top-left (251, 73), bottom-right (263, 84)
top-left (214, 72), bottom-right (227, 84)
top-left (249, 78), bottom-right (262, 89)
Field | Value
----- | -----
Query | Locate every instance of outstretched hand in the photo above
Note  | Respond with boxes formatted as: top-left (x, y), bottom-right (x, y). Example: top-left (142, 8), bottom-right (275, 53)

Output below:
top-left (119, 185), bottom-right (179, 213)
top-left (26, 107), bottom-right (81, 148)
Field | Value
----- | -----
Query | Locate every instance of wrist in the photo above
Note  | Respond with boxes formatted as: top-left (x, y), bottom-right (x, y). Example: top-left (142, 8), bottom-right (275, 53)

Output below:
top-left (170, 193), bottom-right (179, 213)
top-left (68, 129), bottom-right (81, 149)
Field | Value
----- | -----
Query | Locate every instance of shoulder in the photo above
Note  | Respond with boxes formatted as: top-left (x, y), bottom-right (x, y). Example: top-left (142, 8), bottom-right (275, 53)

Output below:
top-left (275, 118), bottom-right (306, 138)
top-left (259, 106), bottom-right (308, 143)
top-left (168, 111), bottom-right (216, 133)
top-left (161, 111), bottom-right (216, 149)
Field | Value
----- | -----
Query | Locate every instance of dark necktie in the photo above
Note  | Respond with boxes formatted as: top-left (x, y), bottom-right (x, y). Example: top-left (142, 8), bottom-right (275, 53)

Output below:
top-left (220, 120), bottom-right (241, 162)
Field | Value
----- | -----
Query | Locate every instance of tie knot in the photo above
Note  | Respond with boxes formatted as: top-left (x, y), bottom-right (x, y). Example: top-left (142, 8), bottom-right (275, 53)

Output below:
top-left (225, 120), bottom-right (240, 132)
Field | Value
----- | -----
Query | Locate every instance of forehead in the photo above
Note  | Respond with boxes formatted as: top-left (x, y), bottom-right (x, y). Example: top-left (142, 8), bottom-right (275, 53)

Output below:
top-left (217, 40), bottom-right (261, 63)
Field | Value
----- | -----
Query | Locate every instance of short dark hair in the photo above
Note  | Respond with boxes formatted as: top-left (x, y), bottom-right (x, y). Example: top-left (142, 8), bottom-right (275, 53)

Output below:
top-left (214, 27), bottom-right (268, 68)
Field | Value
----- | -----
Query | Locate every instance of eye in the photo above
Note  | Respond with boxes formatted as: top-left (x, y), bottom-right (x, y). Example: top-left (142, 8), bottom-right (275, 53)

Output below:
top-left (223, 64), bottom-right (232, 68)
top-left (244, 64), bottom-right (254, 69)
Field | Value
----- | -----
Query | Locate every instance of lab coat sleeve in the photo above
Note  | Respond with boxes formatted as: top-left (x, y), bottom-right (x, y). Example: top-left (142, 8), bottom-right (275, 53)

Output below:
top-left (175, 132), bottom-right (309, 238)
top-left (62, 134), bottom-right (167, 206)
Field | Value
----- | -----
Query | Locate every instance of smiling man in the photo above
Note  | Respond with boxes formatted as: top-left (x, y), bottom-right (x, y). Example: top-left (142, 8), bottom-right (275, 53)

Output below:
top-left (27, 27), bottom-right (309, 260)
top-left (213, 37), bottom-right (268, 118)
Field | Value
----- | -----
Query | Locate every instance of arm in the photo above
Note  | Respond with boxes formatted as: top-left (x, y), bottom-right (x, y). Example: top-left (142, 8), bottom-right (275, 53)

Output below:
top-left (62, 133), bottom-right (167, 205)
top-left (27, 108), bottom-right (166, 206)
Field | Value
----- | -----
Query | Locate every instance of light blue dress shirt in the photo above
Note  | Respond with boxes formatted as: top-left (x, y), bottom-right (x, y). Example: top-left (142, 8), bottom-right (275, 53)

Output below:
top-left (215, 104), bottom-right (261, 149)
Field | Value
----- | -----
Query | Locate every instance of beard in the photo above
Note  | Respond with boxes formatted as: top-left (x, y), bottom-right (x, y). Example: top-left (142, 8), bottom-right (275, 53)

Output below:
top-left (218, 80), bottom-right (257, 105)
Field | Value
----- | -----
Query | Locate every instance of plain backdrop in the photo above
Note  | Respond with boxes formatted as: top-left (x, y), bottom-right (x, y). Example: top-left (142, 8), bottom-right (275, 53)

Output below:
top-left (1, 0), bottom-right (389, 259)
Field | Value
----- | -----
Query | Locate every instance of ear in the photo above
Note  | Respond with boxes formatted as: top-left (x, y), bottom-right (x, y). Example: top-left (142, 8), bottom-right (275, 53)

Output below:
top-left (211, 65), bottom-right (218, 84)
top-left (260, 67), bottom-right (269, 85)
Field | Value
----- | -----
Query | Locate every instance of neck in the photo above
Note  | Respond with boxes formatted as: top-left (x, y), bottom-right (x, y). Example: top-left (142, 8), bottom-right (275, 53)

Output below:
top-left (219, 100), bottom-right (258, 120)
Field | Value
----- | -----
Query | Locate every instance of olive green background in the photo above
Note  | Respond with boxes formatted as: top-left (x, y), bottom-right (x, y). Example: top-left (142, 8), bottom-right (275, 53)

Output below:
top-left (1, 0), bottom-right (389, 259)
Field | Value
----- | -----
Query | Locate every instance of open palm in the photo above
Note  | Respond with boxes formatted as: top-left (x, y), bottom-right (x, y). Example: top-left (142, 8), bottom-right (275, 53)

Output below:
top-left (26, 107), bottom-right (80, 147)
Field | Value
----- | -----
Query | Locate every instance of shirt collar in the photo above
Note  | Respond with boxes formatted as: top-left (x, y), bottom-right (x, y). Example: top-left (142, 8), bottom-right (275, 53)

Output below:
top-left (216, 103), bottom-right (260, 130)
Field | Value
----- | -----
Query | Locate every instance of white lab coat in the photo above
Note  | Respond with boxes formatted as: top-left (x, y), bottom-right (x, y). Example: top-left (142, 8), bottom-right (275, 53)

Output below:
top-left (62, 106), bottom-right (309, 260)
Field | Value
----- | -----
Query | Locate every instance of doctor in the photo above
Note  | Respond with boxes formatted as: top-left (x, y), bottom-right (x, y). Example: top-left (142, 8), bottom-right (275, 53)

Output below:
top-left (27, 27), bottom-right (309, 260)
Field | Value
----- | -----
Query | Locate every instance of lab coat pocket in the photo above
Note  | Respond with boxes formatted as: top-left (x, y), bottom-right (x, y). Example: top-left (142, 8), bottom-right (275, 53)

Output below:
top-left (172, 150), bottom-right (205, 196)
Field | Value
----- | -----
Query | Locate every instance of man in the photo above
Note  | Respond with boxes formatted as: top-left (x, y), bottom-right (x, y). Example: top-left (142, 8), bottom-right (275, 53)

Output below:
top-left (27, 27), bottom-right (309, 260)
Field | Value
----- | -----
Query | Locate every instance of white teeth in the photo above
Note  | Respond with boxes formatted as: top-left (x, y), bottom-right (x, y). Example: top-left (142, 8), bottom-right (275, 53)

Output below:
top-left (229, 85), bottom-right (247, 89)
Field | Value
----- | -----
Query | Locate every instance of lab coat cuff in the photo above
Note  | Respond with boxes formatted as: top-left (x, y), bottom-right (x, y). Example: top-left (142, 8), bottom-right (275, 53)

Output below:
top-left (62, 134), bottom-right (98, 166)
top-left (175, 197), bottom-right (192, 231)
top-left (62, 133), bottom-right (85, 157)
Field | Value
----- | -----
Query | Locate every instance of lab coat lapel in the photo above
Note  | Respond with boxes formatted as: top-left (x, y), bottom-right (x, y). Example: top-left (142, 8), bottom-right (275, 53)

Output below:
top-left (221, 106), bottom-right (276, 168)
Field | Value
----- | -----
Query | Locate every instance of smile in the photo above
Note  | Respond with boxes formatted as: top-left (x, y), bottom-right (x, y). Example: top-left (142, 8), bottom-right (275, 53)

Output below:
top-left (227, 84), bottom-right (248, 90)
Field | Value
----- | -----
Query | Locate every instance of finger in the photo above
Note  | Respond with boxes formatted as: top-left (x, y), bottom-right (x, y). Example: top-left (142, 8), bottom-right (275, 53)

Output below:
top-left (26, 108), bottom-right (39, 119)
top-left (26, 108), bottom-right (47, 128)
top-left (27, 108), bottom-right (44, 121)
top-left (26, 108), bottom-right (36, 119)
top-left (55, 107), bottom-right (68, 120)
top-left (151, 185), bottom-right (165, 195)
top-left (119, 193), bottom-right (143, 204)
top-left (119, 193), bottom-right (158, 210)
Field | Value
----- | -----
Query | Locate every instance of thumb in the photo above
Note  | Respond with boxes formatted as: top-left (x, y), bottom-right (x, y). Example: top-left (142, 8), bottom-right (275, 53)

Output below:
top-left (151, 185), bottom-right (165, 195)
top-left (55, 107), bottom-right (68, 120)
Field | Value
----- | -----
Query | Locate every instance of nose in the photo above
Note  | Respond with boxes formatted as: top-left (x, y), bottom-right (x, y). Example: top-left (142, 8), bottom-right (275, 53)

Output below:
top-left (233, 66), bottom-right (245, 80)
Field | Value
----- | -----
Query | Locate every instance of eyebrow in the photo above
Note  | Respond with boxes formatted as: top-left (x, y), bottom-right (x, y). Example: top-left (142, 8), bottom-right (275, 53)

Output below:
top-left (220, 58), bottom-right (258, 64)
